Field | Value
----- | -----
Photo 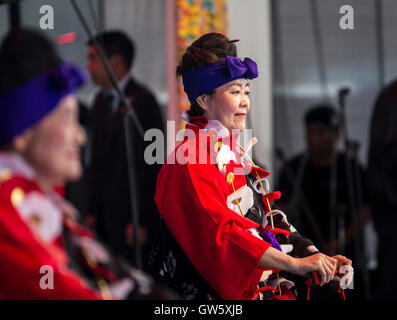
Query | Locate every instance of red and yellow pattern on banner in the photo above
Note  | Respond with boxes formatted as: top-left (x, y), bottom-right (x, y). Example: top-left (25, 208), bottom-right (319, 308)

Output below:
top-left (176, 0), bottom-right (228, 128)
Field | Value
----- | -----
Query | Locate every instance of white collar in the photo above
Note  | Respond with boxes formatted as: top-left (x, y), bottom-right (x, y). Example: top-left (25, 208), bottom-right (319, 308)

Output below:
top-left (110, 73), bottom-right (131, 97)
top-left (0, 152), bottom-right (36, 180)
top-left (181, 112), bottom-right (230, 139)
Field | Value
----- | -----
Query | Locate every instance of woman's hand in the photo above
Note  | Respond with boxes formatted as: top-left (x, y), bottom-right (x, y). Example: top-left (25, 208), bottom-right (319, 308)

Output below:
top-left (332, 255), bottom-right (354, 289)
top-left (332, 254), bottom-right (352, 267)
top-left (259, 247), bottom-right (336, 286)
top-left (292, 253), bottom-right (337, 286)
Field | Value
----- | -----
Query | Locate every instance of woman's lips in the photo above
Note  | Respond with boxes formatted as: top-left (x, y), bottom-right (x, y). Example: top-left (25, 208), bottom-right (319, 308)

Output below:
top-left (235, 113), bottom-right (246, 118)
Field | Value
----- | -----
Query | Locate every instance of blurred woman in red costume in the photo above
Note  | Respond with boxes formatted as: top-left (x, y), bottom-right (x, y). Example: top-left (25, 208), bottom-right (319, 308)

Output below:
top-left (0, 28), bottom-right (171, 300)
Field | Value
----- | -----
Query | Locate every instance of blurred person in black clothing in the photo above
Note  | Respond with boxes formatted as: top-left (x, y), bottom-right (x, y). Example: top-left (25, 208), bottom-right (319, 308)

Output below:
top-left (276, 105), bottom-right (371, 299)
top-left (85, 30), bottom-right (164, 272)
top-left (368, 80), bottom-right (397, 299)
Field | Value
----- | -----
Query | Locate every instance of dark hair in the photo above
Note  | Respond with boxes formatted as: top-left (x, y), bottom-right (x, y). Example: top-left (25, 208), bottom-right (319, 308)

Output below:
top-left (177, 33), bottom-right (238, 116)
top-left (88, 30), bottom-right (135, 70)
top-left (0, 28), bottom-right (61, 95)
top-left (304, 104), bottom-right (339, 133)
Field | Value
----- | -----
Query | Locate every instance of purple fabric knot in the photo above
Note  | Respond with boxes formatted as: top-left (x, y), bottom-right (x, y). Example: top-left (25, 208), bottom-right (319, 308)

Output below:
top-left (225, 56), bottom-right (258, 80)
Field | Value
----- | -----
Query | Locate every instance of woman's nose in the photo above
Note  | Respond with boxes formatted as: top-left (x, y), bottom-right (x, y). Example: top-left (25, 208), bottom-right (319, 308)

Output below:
top-left (77, 124), bottom-right (87, 146)
top-left (240, 95), bottom-right (250, 109)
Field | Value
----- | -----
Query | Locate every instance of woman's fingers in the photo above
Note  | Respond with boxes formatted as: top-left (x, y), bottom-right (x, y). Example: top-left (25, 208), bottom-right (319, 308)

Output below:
top-left (296, 253), bottom-right (338, 285)
top-left (324, 255), bottom-right (337, 283)
top-left (333, 254), bottom-right (352, 266)
top-left (314, 254), bottom-right (337, 285)
top-left (323, 255), bottom-right (336, 283)
top-left (317, 263), bottom-right (327, 286)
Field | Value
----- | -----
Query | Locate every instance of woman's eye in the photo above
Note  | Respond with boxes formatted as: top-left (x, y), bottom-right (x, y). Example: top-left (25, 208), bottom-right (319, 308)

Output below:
top-left (231, 90), bottom-right (240, 94)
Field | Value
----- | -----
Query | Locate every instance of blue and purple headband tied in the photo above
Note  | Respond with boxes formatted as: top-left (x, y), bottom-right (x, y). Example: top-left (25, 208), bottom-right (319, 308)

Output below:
top-left (0, 61), bottom-right (85, 145)
top-left (182, 55), bottom-right (258, 103)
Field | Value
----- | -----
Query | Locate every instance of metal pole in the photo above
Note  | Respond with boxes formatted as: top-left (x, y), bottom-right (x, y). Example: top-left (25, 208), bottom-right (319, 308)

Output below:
top-left (8, 1), bottom-right (20, 29)
top-left (374, 0), bottom-right (385, 90)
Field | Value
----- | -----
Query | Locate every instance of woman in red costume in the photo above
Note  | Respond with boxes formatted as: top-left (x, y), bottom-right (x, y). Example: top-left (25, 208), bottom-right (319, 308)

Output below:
top-left (152, 33), bottom-right (353, 300)
top-left (0, 28), bottom-right (173, 300)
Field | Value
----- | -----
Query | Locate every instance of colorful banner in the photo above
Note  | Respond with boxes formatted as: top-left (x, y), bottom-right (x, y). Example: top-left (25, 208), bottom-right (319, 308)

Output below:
top-left (176, 0), bottom-right (228, 127)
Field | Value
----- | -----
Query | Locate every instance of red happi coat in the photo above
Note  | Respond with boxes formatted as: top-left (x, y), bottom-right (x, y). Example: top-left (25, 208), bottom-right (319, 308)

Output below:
top-left (0, 153), bottom-right (102, 299)
top-left (154, 119), bottom-right (272, 300)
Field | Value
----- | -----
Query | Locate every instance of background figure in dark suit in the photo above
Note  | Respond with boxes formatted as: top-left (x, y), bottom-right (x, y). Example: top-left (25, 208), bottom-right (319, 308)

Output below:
top-left (85, 30), bottom-right (164, 272)
top-left (368, 80), bottom-right (397, 299)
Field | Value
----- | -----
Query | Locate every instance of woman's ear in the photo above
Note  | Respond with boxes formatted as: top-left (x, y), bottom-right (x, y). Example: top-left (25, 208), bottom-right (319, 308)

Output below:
top-left (11, 129), bottom-right (34, 154)
top-left (196, 94), bottom-right (209, 111)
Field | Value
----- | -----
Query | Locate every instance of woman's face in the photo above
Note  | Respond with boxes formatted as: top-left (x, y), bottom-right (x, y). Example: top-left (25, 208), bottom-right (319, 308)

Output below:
top-left (22, 94), bottom-right (86, 189)
top-left (200, 79), bottom-right (251, 133)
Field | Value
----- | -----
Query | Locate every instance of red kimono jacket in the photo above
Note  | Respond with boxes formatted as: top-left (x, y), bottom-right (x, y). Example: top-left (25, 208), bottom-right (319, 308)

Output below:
top-left (0, 152), bottom-right (178, 300)
top-left (154, 119), bottom-right (271, 300)
top-left (0, 152), bottom-right (159, 300)
top-left (0, 165), bottom-right (101, 299)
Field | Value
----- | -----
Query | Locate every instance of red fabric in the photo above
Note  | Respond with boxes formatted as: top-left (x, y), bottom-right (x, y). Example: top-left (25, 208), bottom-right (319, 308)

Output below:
top-left (262, 192), bottom-right (282, 212)
top-left (249, 166), bottom-right (271, 178)
top-left (155, 130), bottom-right (271, 300)
top-left (256, 286), bottom-right (277, 293)
top-left (337, 286), bottom-right (346, 300)
top-left (313, 271), bottom-right (321, 285)
top-left (264, 225), bottom-right (291, 239)
top-left (188, 115), bottom-right (208, 129)
top-left (305, 278), bottom-right (313, 300)
top-left (53, 185), bottom-right (65, 197)
top-left (306, 275), bottom-right (347, 300)
top-left (272, 287), bottom-right (297, 300)
top-left (0, 176), bottom-right (101, 299)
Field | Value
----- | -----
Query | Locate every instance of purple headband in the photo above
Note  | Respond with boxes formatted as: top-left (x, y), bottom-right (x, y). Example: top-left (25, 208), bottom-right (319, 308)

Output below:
top-left (182, 55), bottom-right (258, 103)
top-left (0, 61), bottom-right (85, 145)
